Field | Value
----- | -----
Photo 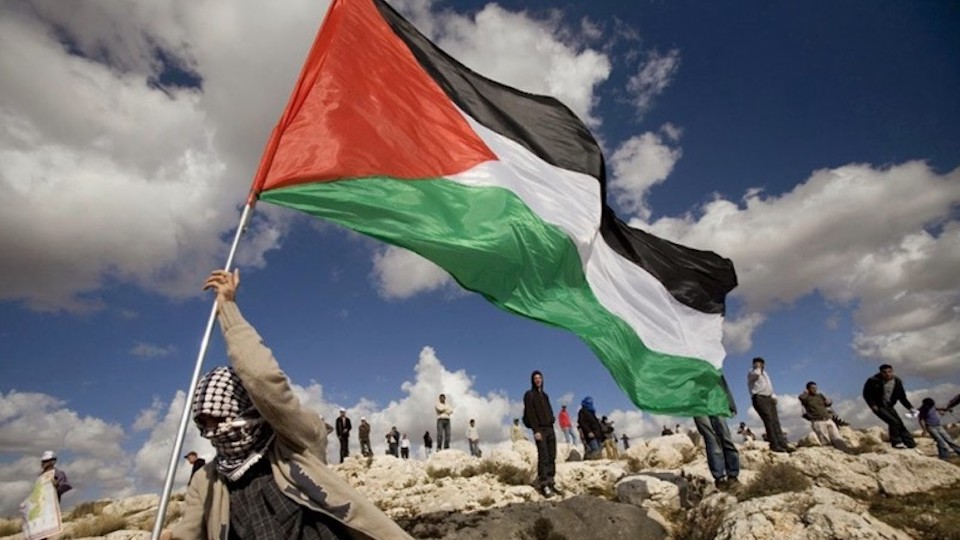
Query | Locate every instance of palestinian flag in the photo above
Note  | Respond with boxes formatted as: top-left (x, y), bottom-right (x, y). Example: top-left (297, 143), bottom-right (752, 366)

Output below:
top-left (251, 0), bottom-right (738, 416)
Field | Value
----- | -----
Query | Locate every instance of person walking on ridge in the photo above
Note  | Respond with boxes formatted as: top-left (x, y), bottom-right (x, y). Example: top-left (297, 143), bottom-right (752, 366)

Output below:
top-left (862, 364), bottom-right (917, 449)
top-left (919, 397), bottom-right (960, 459)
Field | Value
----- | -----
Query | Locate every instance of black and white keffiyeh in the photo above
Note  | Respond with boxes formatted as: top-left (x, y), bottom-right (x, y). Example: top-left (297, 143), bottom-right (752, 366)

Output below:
top-left (193, 366), bottom-right (274, 481)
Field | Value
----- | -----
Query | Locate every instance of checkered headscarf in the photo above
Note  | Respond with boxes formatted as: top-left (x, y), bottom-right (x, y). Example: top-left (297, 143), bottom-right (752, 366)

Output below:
top-left (193, 366), bottom-right (274, 481)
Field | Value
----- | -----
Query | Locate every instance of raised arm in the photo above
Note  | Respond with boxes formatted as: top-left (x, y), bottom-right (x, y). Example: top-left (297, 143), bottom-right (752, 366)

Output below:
top-left (204, 270), bottom-right (327, 456)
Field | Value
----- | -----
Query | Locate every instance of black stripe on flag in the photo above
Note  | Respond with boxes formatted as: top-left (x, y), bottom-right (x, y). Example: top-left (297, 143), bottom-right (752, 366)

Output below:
top-left (375, 0), bottom-right (737, 316)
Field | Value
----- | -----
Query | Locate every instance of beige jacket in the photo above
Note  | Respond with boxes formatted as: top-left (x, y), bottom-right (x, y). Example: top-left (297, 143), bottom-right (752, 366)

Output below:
top-left (170, 302), bottom-right (412, 540)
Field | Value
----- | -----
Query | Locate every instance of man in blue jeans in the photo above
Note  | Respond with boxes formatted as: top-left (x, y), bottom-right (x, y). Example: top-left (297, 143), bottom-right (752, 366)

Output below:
top-left (435, 393), bottom-right (453, 450)
top-left (693, 377), bottom-right (740, 490)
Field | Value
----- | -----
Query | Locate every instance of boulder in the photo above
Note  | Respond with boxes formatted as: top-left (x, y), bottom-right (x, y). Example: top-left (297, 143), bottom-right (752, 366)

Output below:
top-left (402, 495), bottom-right (668, 540)
top-left (796, 431), bottom-right (821, 448)
top-left (714, 487), bottom-right (912, 540)
top-left (615, 474), bottom-right (681, 510)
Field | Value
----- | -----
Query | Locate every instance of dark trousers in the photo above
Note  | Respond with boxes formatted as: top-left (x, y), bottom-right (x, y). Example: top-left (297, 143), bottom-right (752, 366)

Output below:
top-left (338, 435), bottom-right (349, 463)
top-left (752, 394), bottom-right (789, 450)
top-left (534, 428), bottom-right (557, 488)
top-left (873, 404), bottom-right (916, 447)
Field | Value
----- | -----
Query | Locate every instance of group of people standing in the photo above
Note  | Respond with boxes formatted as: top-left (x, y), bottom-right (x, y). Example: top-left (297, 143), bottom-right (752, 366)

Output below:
top-left (744, 357), bottom-right (960, 461)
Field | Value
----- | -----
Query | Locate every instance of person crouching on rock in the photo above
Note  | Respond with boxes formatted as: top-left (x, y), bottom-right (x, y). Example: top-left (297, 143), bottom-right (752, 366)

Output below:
top-left (161, 269), bottom-right (411, 540)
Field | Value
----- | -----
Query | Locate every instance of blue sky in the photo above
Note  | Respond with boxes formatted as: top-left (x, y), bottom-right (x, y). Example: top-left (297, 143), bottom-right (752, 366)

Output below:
top-left (0, 0), bottom-right (958, 513)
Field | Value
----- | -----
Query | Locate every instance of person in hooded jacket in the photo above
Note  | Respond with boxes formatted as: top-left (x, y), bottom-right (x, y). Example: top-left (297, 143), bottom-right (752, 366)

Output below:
top-left (578, 396), bottom-right (604, 459)
top-left (522, 370), bottom-right (560, 497)
top-left (523, 371), bottom-right (558, 497)
top-left (161, 269), bottom-right (411, 540)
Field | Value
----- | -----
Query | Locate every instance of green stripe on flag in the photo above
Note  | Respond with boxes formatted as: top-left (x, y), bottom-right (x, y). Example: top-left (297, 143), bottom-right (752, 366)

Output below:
top-left (262, 178), bottom-right (730, 416)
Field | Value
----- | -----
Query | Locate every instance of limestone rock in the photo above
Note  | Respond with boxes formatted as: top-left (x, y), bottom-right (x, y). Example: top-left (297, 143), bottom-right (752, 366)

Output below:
top-left (796, 431), bottom-right (821, 448)
top-left (615, 474), bottom-right (681, 510)
top-left (714, 487), bottom-right (912, 540)
top-left (400, 494), bottom-right (668, 540)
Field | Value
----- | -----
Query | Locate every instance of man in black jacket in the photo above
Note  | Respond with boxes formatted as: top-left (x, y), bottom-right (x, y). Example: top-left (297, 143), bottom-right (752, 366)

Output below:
top-left (862, 364), bottom-right (917, 449)
top-left (183, 451), bottom-right (206, 482)
top-left (335, 408), bottom-right (352, 463)
top-left (523, 370), bottom-right (559, 497)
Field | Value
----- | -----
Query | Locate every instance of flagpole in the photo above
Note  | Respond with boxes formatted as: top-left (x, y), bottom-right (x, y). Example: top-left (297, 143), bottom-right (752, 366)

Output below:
top-left (150, 201), bottom-right (256, 540)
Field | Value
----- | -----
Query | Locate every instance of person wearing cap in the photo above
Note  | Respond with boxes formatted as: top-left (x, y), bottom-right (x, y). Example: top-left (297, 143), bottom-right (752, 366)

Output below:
top-left (358, 417), bottom-right (372, 457)
top-left (39, 451), bottom-right (72, 501)
top-left (335, 408), bottom-right (352, 463)
top-left (183, 451), bottom-right (206, 482)
top-left (160, 269), bottom-right (412, 540)
top-left (747, 356), bottom-right (791, 453)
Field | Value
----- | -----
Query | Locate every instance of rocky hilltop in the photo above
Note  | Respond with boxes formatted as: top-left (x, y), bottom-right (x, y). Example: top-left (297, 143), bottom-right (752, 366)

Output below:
top-left (3, 426), bottom-right (959, 539)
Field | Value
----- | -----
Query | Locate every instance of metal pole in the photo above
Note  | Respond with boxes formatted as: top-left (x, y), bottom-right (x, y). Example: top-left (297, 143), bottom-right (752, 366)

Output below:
top-left (150, 202), bottom-right (256, 540)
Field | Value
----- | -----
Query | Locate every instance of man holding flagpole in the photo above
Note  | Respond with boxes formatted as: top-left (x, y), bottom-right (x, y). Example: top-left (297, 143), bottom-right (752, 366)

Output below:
top-left (161, 269), bottom-right (411, 540)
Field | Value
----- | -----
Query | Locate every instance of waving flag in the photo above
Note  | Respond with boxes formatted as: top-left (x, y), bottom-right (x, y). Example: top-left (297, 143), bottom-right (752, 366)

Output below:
top-left (251, 0), bottom-right (738, 415)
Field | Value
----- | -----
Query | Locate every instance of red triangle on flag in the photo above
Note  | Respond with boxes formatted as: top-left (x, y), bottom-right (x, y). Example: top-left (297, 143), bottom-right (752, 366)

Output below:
top-left (252, 0), bottom-right (496, 196)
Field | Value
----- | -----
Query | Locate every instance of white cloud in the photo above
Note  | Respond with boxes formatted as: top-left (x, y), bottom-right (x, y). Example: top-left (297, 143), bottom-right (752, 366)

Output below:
top-left (632, 161), bottom-right (960, 378)
top-left (0, 0), bottom-right (614, 311)
top-left (0, 390), bottom-right (131, 515)
top-left (626, 49), bottom-right (681, 117)
top-left (722, 312), bottom-right (767, 354)
top-left (132, 397), bottom-right (165, 432)
top-left (132, 391), bottom-right (212, 490)
top-left (609, 125), bottom-right (683, 219)
top-left (433, 4), bottom-right (611, 127)
top-left (372, 246), bottom-right (456, 299)
top-left (130, 343), bottom-right (176, 359)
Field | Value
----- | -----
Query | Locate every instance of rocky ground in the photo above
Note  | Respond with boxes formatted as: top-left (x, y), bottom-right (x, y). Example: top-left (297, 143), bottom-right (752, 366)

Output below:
top-left (3, 425), bottom-right (959, 539)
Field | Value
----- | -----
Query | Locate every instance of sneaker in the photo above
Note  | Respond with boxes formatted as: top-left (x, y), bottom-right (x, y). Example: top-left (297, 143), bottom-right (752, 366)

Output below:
top-left (714, 478), bottom-right (728, 490)
top-left (540, 485), bottom-right (555, 498)
top-left (892, 442), bottom-right (907, 449)
top-left (549, 483), bottom-right (564, 496)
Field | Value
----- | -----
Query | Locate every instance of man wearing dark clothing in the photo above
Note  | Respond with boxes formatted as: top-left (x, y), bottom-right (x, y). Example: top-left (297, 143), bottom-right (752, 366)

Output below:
top-left (184, 451), bottom-right (206, 482)
top-left (358, 417), bottom-right (372, 457)
top-left (423, 431), bottom-right (433, 457)
top-left (523, 370), bottom-right (559, 498)
top-left (336, 408), bottom-right (352, 463)
top-left (863, 364), bottom-right (917, 448)
top-left (578, 396), bottom-right (604, 458)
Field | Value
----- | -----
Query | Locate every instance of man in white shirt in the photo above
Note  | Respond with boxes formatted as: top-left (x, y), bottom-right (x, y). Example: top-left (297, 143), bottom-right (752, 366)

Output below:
top-left (747, 357), bottom-right (791, 453)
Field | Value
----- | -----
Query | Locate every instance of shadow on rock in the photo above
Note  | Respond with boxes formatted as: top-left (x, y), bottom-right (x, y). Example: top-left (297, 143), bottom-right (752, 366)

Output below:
top-left (396, 494), bottom-right (667, 539)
